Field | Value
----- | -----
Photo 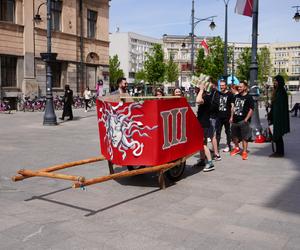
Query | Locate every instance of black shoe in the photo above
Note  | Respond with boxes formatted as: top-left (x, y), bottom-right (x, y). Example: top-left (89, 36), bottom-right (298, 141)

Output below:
top-left (203, 163), bottom-right (215, 172)
top-left (213, 154), bottom-right (222, 161)
top-left (67, 118), bottom-right (73, 121)
top-left (59, 117), bottom-right (64, 120)
top-left (269, 152), bottom-right (284, 158)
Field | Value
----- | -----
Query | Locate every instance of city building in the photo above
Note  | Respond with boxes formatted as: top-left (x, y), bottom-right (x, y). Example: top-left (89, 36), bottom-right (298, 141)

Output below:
top-left (109, 31), bottom-right (162, 84)
top-left (162, 34), bottom-right (215, 90)
top-left (0, 0), bottom-right (110, 108)
top-left (229, 42), bottom-right (300, 91)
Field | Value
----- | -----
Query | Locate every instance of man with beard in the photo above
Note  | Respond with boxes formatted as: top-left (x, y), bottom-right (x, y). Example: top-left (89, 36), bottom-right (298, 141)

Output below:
top-left (216, 80), bottom-right (234, 152)
top-left (230, 81), bottom-right (254, 160)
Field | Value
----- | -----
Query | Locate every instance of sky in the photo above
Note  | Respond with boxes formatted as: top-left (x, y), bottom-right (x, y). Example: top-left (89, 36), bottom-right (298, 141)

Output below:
top-left (109, 0), bottom-right (300, 43)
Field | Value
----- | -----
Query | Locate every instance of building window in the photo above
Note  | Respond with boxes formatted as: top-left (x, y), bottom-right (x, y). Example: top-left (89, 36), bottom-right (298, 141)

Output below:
top-left (0, 0), bottom-right (15, 22)
top-left (0, 55), bottom-right (17, 87)
top-left (87, 9), bottom-right (97, 38)
top-left (51, 0), bottom-right (62, 31)
top-left (52, 62), bottom-right (61, 88)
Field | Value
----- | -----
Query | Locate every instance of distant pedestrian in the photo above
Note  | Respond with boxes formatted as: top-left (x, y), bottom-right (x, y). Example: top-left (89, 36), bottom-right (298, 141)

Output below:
top-left (230, 81), bottom-right (254, 160)
top-left (173, 87), bottom-right (184, 97)
top-left (196, 82), bottom-right (215, 172)
top-left (268, 75), bottom-right (290, 157)
top-left (83, 87), bottom-right (92, 112)
top-left (154, 88), bottom-right (164, 97)
top-left (216, 80), bottom-right (234, 152)
top-left (96, 79), bottom-right (103, 97)
top-left (290, 103), bottom-right (300, 117)
top-left (60, 85), bottom-right (73, 121)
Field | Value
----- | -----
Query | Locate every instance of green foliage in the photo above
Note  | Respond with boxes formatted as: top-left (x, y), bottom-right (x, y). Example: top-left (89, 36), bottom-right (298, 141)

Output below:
top-left (258, 47), bottom-right (272, 85)
top-left (109, 55), bottom-right (124, 90)
top-left (236, 47), bottom-right (251, 81)
top-left (165, 55), bottom-right (179, 83)
top-left (195, 48), bottom-right (205, 77)
top-left (202, 37), bottom-right (225, 82)
top-left (144, 44), bottom-right (166, 85)
top-left (135, 69), bottom-right (147, 82)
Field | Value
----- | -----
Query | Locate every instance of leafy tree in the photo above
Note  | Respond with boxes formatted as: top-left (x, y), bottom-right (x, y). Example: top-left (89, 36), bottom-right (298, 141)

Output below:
top-left (109, 55), bottom-right (124, 91)
top-left (236, 47), bottom-right (251, 82)
top-left (195, 48), bottom-right (205, 76)
top-left (202, 37), bottom-right (225, 82)
top-left (135, 69), bottom-right (147, 83)
top-left (165, 55), bottom-right (179, 83)
top-left (258, 47), bottom-right (272, 86)
top-left (144, 44), bottom-right (166, 85)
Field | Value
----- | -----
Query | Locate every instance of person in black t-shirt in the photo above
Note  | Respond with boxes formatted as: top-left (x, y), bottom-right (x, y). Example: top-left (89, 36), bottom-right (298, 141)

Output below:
top-left (196, 83), bottom-right (215, 172)
top-left (230, 81), bottom-right (254, 160)
top-left (216, 80), bottom-right (234, 152)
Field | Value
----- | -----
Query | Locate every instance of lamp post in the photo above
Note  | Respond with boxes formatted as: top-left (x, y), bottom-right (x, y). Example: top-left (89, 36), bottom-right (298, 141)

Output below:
top-left (231, 43), bottom-right (235, 85)
top-left (292, 6), bottom-right (300, 22)
top-left (35, 0), bottom-right (58, 125)
top-left (249, 0), bottom-right (262, 137)
top-left (223, 0), bottom-right (230, 81)
top-left (190, 0), bottom-right (216, 74)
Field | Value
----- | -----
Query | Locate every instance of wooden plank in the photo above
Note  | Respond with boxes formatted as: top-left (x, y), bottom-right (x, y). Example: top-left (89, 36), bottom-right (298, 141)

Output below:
top-left (12, 155), bottom-right (106, 182)
top-left (73, 156), bottom-right (189, 188)
top-left (18, 169), bottom-right (85, 182)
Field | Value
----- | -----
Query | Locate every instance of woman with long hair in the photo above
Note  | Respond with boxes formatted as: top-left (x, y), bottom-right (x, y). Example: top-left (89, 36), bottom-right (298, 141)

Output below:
top-left (268, 75), bottom-right (290, 157)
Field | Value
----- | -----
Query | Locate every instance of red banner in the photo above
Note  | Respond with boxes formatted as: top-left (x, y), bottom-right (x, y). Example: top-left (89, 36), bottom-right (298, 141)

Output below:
top-left (97, 98), bottom-right (203, 166)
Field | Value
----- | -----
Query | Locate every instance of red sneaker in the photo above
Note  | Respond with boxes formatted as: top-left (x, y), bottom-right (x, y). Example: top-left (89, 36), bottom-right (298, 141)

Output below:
top-left (242, 151), bottom-right (248, 160)
top-left (230, 147), bottom-right (241, 156)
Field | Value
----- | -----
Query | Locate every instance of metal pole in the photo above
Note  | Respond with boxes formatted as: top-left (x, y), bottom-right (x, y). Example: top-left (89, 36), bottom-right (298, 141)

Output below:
top-left (231, 44), bottom-right (235, 85)
top-left (249, 0), bottom-right (262, 135)
top-left (224, 1), bottom-right (228, 81)
top-left (191, 0), bottom-right (195, 75)
top-left (43, 0), bottom-right (57, 125)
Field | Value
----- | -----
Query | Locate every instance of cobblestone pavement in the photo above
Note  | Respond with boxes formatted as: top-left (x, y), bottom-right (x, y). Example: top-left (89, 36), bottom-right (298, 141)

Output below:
top-left (0, 94), bottom-right (300, 250)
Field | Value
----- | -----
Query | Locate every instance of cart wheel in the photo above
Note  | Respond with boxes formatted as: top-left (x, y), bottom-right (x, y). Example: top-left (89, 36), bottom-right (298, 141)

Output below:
top-left (166, 161), bottom-right (186, 182)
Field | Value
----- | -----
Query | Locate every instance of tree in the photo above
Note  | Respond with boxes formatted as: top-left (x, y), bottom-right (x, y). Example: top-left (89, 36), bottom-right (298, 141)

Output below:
top-left (236, 47), bottom-right (251, 82)
top-left (258, 47), bottom-right (272, 86)
top-left (109, 55), bottom-right (124, 91)
top-left (165, 55), bottom-right (179, 83)
top-left (202, 37), bottom-right (225, 82)
top-left (195, 48), bottom-right (205, 77)
top-left (135, 69), bottom-right (147, 83)
top-left (144, 44), bottom-right (166, 85)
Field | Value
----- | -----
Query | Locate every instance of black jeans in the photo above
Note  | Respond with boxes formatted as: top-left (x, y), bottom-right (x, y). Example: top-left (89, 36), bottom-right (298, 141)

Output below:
top-left (274, 136), bottom-right (284, 155)
top-left (216, 117), bottom-right (231, 149)
top-left (290, 103), bottom-right (300, 116)
top-left (84, 99), bottom-right (91, 110)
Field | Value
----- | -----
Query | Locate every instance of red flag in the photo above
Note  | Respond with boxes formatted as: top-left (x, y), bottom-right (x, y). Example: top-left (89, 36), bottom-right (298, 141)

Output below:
top-left (235, 0), bottom-right (253, 17)
top-left (200, 39), bottom-right (210, 55)
top-left (97, 98), bottom-right (204, 166)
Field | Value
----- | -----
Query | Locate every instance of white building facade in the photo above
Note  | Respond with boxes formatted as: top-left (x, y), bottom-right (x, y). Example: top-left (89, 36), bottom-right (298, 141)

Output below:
top-left (109, 32), bottom-right (162, 84)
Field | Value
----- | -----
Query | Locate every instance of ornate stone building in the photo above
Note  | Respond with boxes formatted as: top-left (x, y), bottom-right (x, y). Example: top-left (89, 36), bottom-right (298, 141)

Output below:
top-left (0, 0), bottom-right (110, 106)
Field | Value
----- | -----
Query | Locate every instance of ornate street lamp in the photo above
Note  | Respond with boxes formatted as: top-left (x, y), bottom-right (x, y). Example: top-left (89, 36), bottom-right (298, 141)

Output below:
top-left (190, 0), bottom-right (216, 74)
top-left (34, 0), bottom-right (58, 125)
top-left (223, 0), bottom-right (230, 82)
top-left (292, 6), bottom-right (300, 22)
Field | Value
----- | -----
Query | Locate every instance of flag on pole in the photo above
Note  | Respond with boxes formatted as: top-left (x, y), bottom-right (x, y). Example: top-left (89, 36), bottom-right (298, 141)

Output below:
top-left (200, 39), bottom-right (210, 55)
top-left (235, 0), bottom-right (253, 17)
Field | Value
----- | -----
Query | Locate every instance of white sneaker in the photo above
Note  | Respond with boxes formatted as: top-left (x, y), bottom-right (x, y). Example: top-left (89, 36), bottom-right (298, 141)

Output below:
top-left (207, 138), bottom-right (211, 143)
top-left (223, 147), bottom-right (230, 153)
top-left (85, 110), bottom-right (87, 112)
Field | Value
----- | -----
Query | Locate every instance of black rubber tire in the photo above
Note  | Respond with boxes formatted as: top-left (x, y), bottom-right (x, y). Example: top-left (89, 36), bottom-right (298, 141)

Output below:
top-left (166, 161), bottom-right (186, 182)
top-left (127, 165), bottom-right (145, 171)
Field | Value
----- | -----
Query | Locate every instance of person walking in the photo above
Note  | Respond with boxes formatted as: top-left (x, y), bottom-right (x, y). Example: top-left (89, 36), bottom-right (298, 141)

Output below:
top-left (196, 82), bottom-right (215, 172)
top-left (83, 87), bottom-right (92, 112)
top-left (60, 85), bottom-right (73, 121)
top-left (216, 80), bottom-right (234, 152)
top-left (290, 103), bottom-right (300, 117)
top-left (230, 81), bottom-right (254, 160)
top-left (268, 75), bottom-right (290, 157)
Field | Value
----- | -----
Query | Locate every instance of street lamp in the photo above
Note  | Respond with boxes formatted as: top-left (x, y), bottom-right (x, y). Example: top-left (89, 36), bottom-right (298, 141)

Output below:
top-left (190, 0), bottom-right (216, 74)
top-left (249, 0), bottom-right (262, 138)
top-left (292, 6), bottom-right (300, 22)
top-left (223, 0), bottom-right (230, 82)
top-left (34, 0), bottom-right (58, 125)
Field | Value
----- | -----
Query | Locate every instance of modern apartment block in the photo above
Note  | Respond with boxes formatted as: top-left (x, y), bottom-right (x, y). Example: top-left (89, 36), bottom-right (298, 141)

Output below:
top-left (230, 42), bottom-right (300, 91)
top-left (0, 0), bottom-right (110, 107)
top-left (109, 32), bottom-right (162, 84)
